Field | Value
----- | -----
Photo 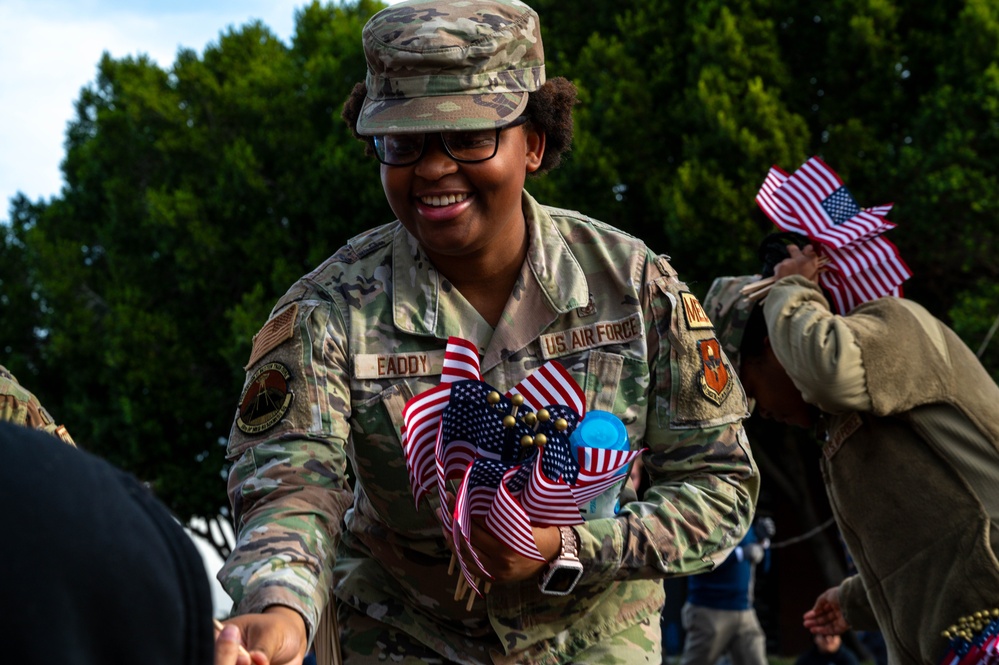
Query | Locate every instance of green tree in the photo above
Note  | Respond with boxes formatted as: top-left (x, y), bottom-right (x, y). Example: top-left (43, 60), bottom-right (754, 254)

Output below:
top-left (4, 0), bottom-right (387, 558)
top-left (3, 0), bottom-right (997, 564)
top-left (529, 0), bottom-right (999, 602)
top-left (532, 0), bottom-right (999, 318)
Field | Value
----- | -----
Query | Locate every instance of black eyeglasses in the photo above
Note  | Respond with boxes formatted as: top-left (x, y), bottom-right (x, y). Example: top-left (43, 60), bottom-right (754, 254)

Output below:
top-left (370, 116), bottom-right (529, 167)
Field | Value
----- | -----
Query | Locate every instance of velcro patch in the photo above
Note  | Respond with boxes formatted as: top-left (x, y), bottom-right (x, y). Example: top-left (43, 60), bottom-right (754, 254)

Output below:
top-left (680, 292), bottom-right (714, 330)
top-left (697, 338), bottom-right (732, 405)
top-left (539, 314), bottom-right (643, 360)
top-left (236, 362), bottom-right (294, 435)
top-left (654, 279), bottom-right (747, 429)
top-left (825, 412), bottom-right (862, 460)
top-left (245, 303), bottom-right (298, 370)
top-left (354, 351), bottom-right (444, 380)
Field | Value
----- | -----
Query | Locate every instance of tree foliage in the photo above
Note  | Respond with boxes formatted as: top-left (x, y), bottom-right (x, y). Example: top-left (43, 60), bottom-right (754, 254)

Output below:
top-left (1, 0), bottom-right (997, 561)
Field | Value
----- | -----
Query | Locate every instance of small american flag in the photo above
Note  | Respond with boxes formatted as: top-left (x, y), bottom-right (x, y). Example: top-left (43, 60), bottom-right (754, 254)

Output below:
top-left (573, 446), bottom-right (642, 504)
top-left (402, 337), bottom-right (481, 507)
top-left (508, 361), bottom-right (586, 417)
top-left (755, 156), bottom-right (912, 313)
top-left (401, 338), bottom-right (643, 596)
top-left (939, 611), bottom-right (999, 665)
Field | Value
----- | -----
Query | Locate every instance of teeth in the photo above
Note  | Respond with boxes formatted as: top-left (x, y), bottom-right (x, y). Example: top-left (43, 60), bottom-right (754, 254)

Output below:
top-left (420, 193), bottom-right (468, 207)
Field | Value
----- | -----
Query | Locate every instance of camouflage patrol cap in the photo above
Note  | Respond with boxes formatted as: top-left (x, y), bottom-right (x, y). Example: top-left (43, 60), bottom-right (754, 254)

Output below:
top-left (702, 275), bottom-right (762, 370)
top-left (356, 0), bottom-right (546, 135)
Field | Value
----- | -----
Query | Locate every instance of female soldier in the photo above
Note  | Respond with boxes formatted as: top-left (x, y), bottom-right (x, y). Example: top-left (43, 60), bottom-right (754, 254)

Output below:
top-left (217, 1), bottom-right (758, 663)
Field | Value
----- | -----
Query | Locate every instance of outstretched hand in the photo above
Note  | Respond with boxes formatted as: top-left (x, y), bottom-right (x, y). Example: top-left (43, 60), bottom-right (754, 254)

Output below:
top-left (214, 623), bottom-right (252, 665)
top-left (215, 606), bottom-right (308, 665)
top-left (774, 244), bottom-right (822, 283)
top-left (803, 586), bottom-right (851, 635)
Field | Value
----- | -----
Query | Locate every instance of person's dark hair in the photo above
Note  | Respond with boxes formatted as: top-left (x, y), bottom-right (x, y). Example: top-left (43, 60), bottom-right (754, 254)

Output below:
top-left (340, 77), bottom-right (578, 174)
top-left (740, 301), bottom-right (768, 364)
top-left (758, 231), bottom-right (811, 278)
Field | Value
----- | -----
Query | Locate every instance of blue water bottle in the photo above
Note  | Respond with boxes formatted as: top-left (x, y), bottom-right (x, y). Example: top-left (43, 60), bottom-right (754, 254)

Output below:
top-left (569, 410), bottom-right (630, 519)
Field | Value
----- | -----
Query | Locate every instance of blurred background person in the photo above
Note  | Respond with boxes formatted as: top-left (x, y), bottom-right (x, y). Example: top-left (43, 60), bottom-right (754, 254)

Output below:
top-left (678, 516), bottom-right (775, 665)
top-left (2, 420), bottom-right (216, 664)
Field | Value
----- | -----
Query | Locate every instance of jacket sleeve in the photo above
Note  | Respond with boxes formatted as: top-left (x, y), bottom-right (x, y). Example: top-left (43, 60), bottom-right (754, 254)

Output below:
top-left (762, 276), bottom-right (873, 414)
top-left (839, 574), bottom-right (881, 630)
top-left (576, 255), bottom-right (759, 585)
top-left (217, 284), bottom-right (354, 641)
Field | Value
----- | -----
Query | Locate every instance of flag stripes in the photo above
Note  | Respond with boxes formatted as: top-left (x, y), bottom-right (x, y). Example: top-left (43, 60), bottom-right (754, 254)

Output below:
top-left (401, 337), bottom-right (483, 506)
top-left (521, 456), bottom-right (585, 525)
top-left (755, 156), bottom-right (911, 314)
top-left (401, 336), bottom-right (643, 595)
top-left (508, 360), bottom-right (586, 417)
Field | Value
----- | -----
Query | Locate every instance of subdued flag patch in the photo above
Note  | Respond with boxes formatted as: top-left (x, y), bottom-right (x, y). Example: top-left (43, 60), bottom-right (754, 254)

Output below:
top-left (245, 303), bottom-right (298, 370)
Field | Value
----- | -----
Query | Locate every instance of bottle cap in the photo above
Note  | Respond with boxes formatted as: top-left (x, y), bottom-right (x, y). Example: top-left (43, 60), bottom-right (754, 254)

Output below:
top-left (570, 410), bottom-right (628, 453)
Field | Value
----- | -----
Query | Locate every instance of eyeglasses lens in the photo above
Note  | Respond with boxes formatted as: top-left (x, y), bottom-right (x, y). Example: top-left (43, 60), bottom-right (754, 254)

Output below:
top-left (373, 129), bottom-right (501, 166)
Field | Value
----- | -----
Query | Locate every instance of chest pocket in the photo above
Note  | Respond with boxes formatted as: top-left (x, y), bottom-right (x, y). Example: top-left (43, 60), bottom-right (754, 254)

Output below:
top-left (585, 351), bottom-right (624, 412)
top-left (349, 376), bottom-right (440, 532)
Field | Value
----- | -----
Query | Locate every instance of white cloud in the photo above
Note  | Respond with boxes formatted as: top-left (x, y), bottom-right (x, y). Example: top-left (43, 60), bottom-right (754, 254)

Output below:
top-left (0, 0), bottom-right (304, 216)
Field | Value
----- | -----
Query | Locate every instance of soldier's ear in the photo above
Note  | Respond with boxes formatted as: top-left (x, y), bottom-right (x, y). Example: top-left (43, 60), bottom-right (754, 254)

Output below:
top-left (524, 127), bottom-right (545, 173)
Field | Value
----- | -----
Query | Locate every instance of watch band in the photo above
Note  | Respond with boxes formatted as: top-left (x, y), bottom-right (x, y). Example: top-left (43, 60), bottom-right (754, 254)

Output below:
top-left (558, 525), bottom-right (579, 560)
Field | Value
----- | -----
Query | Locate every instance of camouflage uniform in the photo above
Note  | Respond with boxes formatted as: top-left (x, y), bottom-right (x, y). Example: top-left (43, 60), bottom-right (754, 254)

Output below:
top-left (702, 276), bottom-right (762, 372)
top-left (355, 0), bottom-right (546, 135)
top-left (220, 192), bottom-right (758, 664)
top-left (0, 365), bottom-right (75, 445)
top-left (221, 0), bottom-right (757, 662)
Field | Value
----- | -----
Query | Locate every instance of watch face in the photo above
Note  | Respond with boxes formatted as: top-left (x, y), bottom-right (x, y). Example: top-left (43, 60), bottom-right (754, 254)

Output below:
top-left (540, 560), bottom-right (584, 596)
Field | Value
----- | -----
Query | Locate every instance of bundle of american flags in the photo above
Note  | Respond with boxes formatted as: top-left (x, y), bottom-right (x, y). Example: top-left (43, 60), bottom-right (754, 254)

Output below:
top-left (401, 336), bottom-right (642, 605)
top-left (941, 608), bottom-right (999, 665)
top-left (752, 156), bottom-right (912, 314)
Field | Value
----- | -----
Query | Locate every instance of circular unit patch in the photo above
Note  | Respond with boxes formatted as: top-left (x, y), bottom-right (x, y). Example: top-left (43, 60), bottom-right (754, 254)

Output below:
top-left (236, 362), bottom-right (294, 435)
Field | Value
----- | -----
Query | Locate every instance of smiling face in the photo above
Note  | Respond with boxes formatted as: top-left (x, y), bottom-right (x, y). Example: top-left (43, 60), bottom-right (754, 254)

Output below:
top-left (739, 340), bottom-right (819, 429)
top-left (379, 123), bottom-right (544, 267)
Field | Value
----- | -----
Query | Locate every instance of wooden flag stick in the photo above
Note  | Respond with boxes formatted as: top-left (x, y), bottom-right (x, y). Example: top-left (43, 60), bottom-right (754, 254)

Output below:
top-left (464, 578), bottom-right (492, 611)
top-left (453, 574), bottom-right (468, 601)
top-left (465, 583), bottom-right (478, 611)
top-left (447, 552), bottom-right (456, 576)
top-left (740, 276), bottom-right (775, 295)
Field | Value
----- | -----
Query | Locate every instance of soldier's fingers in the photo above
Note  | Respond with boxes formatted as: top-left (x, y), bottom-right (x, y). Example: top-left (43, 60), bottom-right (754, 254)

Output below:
top-left (216, 625), bottom-right (252, 665)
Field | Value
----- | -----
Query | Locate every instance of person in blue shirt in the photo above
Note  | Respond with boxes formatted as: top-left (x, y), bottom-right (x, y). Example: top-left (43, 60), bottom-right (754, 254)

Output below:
top-left (679, 516), bottom-right (775, 665)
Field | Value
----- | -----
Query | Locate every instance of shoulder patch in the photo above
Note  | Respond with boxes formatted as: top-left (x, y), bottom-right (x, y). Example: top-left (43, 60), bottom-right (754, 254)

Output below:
top-left (697, 338), bottom-right (733, 405)
top-left (680, 292), bottom-right (714, 331)
top-left (245, 303), bottom-right (298, 370)
top-left (236, 362), bottom-right (294, 435)
top-left (651, 277), bottom-right (747, 429)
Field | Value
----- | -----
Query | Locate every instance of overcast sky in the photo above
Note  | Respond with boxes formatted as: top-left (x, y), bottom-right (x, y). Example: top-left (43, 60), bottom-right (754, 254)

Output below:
top-left (0, 0), bottom-right (315, 220)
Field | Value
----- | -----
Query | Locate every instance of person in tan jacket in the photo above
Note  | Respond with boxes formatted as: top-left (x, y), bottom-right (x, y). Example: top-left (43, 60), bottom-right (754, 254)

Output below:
top-left (704, 243), bottom-right (999, 665)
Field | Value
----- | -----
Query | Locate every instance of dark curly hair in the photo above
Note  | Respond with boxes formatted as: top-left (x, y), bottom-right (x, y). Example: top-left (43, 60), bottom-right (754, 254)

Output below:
top-left (340, 77), bottom-right (578, 175)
